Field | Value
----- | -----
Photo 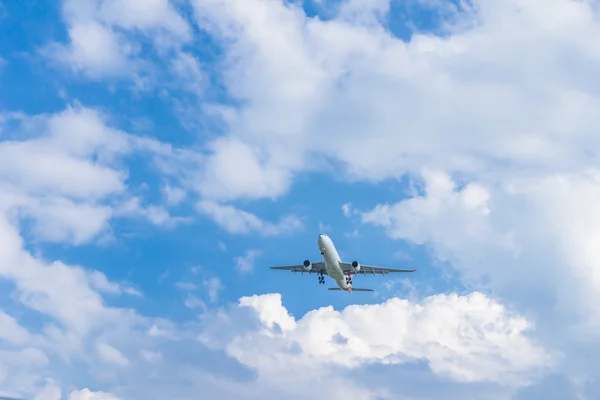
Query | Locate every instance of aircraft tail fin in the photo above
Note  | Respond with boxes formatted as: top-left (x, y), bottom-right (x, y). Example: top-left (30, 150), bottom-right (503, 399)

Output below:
top-left (328, 287), bottom-right (374, 292)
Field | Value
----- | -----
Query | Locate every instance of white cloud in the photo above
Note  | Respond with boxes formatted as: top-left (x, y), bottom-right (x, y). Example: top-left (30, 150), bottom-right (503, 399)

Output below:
top-left (203, 277), bottom-right (224, 302)
top-left (188, 0), bottom-right (600, 196)
top-left (0, 102), bottom-right (213, 398)
top-left (360, 169), bottom-right (600, 384)
top-left (169, 51), bottom-right (205, 95)
top-left (31, 379), bottom-right (62, 400)
top-left (0, 104), bottom-right (193, 245)
top-left (0, 106), bottom-right (128, 202)
top-left (234, 250), bottom-right (261, 273)
top-left (0, 310), bottom-right (32, 345)
top-left (96, 342), bottom-right (129, 367)
top-left (0, 208), bottom-right (153, 398)
top-left (233, 250), bottom-right (261, 272)
top-left (47, 19), bottom-right (133, 79)
top-left (87, 270), bottom-right (139, 296)
top-left (196, 200), bottom-right (302, 236)
top-left (147, 324), bottom-right (176, 340)
top-left (0, 219), bottom-right (122, 337)
top-left (45, 0), bottom-right (191, 80)
top-left (341, 202), bottom-right (352, 217)
top-left (363, 170), bottom-right (600, 320)
top-left (139, 349), bottom-right (162, 363)
top-left (198, 292), bottom-right (551, 393)
top-left (114, 196), bottom-right (192, 228)
top-left (184, 294), bottom-right (207, 311)
top-left (176, 272), bottom-right (223, 306)
top-left (198, 137), bottom-right (298, 201)
top-left (162, 184), bottom-right (187, 206)
top-left (68, 388), bottom-right (120, 400)
top-left (21, 197), bottom-right (113, 245)
top-left (97, 0), bottom-right (191, 41)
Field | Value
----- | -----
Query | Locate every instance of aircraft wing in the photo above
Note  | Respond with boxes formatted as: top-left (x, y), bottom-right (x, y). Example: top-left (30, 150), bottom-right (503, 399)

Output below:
top-left (339, 262), bottom-right (417, 275)
top-left (270, 262), bottom-right (328, 275)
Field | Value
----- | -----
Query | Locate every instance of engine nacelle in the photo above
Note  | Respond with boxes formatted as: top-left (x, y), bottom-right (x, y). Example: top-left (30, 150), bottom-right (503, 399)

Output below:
top-left (351, 261), bottom-right (361, 272)
top-left (303, 259), bottom-right (312, 271)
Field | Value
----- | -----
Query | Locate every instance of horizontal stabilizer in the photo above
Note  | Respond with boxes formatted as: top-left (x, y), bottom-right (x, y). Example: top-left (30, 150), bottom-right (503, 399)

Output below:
top-left (328, 287), bottom-right (374, 292)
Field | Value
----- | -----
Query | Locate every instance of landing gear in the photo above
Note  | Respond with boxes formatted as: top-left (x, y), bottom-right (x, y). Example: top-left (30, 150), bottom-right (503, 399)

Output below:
top-left (345, 275), bottom-right (353, 285)
top-left (318, 273), bottom-right (325, 284)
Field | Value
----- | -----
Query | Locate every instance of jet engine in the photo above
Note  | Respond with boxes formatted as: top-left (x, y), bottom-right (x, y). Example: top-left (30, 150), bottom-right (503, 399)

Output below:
top-left (351, 261), bottom-right (361, 272)
top-left (303, 259), bottom-right (312, 271)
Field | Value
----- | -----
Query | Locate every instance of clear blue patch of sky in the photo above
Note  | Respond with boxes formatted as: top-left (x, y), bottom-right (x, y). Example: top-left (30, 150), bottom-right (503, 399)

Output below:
top-left (0, 1), bottom-right (66, 51)
top-left (0, 1), bottom-right (67, 114)
top-left (384, 0), bottom-right (455, 40)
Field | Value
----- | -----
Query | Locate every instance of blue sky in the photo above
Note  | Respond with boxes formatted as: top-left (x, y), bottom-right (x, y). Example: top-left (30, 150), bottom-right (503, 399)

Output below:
top-left (1, 1), bottom-right (600, 399)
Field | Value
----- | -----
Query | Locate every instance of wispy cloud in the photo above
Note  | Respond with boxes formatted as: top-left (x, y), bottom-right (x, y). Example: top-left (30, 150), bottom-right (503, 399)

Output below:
top-left (197, 201), bottom-right (302, 236)
top-left (234, 250), bottom-right (262, 273)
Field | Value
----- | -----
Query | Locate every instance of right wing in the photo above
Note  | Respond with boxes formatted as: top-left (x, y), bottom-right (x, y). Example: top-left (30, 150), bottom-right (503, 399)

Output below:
top-left (270, 262), bottom-right (327, 275)
top-left (340, 262), bottom-right (417, 275)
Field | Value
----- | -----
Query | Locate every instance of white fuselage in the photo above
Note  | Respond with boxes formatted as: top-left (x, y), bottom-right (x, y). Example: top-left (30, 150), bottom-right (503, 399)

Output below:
top-left (317, 234), bottom-right (352, 292)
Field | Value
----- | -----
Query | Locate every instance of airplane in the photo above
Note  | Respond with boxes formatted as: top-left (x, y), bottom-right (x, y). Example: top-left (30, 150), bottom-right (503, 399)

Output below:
top-left (270, 233), bottom-right (417, 292)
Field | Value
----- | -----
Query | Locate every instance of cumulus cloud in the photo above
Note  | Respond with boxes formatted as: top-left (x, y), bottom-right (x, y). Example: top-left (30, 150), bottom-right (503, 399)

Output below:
top-left (69, 388), bottom-right (120, 400)
top-left (0, 210), bottom-right (145, 398)
top-left (360, 168), bottom-right (600, 390)
top-left (189, 0), bottom-right (600, 194)
top-left (0, 103), bottom-right (201, 397)
top-left (198, 137), bottom-right (298, 201)
top-left (197, 293), bottom-right (551, 397)
top-left (0, 104), bottom-right (193, 245)
top-left (45, 0), bottom-right (191, 80)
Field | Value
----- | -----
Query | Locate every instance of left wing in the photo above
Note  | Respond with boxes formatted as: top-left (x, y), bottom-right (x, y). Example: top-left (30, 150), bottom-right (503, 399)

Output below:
top-left (270, 262), bottom-right (327, 275)
top-left (339, 262), bottom-right (417, 275)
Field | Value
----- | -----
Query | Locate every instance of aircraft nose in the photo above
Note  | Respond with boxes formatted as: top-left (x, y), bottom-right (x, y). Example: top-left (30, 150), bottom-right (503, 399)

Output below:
top-left (317, 234), bottom-right (325, 246)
